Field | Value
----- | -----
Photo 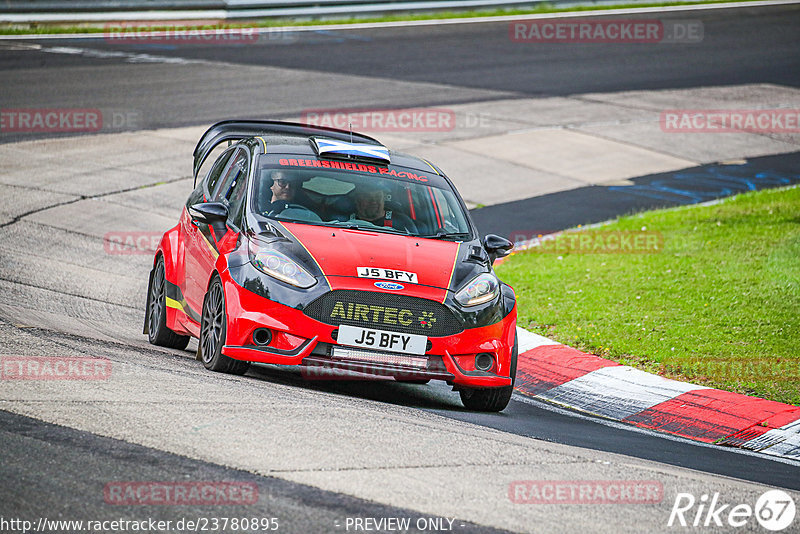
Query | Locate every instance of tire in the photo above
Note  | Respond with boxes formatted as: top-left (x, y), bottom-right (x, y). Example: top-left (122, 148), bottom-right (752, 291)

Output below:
top-left (459, 334), bottom-right (518, 412)
top-left (199, 276), bottom-right (250, 375)
top-left (147, 256), bottom-right (191, 350)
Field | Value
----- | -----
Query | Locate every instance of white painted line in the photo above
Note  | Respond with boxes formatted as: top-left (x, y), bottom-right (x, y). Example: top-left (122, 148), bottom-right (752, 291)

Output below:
top-left (538, 365), bottom-right (707, 420)
top-left (782, 419), bottom-right (800, 432)
top-left (741, 419), bottom-right (800, 453)
top-left (265, 0), bottom-right (800, 29)
top-left (1, 0), bottom-right (797, 39)
top-left (516, 326), bottom-right (560, 353)
top-left (746, 428), bottom-right (789, 450)
top-left (760, 432), bottom-right (800, 460)
top-left (4, 42), bottom-right (205, 65)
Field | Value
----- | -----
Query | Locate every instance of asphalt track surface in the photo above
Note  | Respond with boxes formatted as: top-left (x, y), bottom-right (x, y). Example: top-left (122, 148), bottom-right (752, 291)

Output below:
top-left (472, 151), bottom-right (800, 235)
top-left (0, 4), bottom-right (798, 140)
top-left (0, 410), bottom-right (505, 533)
top-left (2, 4), bottom-right (800, 532)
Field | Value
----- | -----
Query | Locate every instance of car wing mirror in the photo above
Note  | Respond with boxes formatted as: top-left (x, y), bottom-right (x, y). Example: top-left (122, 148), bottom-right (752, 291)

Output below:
top-left (189, 202), bottom-right (228, 225)
top-left (189, 202), bottom-right (229, 239)
top-left (483, 234), bottom-right (513, 262)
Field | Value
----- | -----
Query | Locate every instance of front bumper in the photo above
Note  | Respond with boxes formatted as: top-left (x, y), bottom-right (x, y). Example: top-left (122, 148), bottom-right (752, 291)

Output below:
top-left (219, 269), bottom-right (516, 387)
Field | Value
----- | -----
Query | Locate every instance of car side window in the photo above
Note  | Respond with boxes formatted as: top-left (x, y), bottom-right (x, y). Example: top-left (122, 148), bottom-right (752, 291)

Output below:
top-left (225, 158), bottom-right (250, 229)
top-left (213, 149), bottom-right (247, 202)
top-left (186, 148), bottom-right (234, 209)
top-left (204, 149), bottom-right (235, 200)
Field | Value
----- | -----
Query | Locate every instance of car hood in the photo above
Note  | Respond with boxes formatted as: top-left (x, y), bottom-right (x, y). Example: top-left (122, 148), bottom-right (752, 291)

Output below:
top-left (280, 222), bottom-right (461, 291)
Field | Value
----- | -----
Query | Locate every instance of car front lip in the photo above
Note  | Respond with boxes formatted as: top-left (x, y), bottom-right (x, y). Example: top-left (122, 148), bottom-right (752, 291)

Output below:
top-left (219, 268), bottom-right (515, 387)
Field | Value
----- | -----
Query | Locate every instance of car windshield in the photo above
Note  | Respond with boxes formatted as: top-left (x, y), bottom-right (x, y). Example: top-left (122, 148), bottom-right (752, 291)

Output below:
top-left (250, 159), bottom-right (472, 239)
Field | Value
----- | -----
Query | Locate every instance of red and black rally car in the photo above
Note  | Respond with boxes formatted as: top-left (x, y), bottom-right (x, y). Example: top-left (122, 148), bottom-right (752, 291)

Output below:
top-left (145, 120), bottom-right (517, 411)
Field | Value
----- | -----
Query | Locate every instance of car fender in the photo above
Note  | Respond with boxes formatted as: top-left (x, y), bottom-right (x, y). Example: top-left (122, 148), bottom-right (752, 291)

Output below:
top-left (197, 231), bottom-right (240, 318)
top-left (144, 224), bottom-right (188, 336)
top-left (500, 282), bottom-right (516, 318)
top-left (154, 224), bottom-right (182, 281)
top-left (502, 301), bottom-right (518, 377)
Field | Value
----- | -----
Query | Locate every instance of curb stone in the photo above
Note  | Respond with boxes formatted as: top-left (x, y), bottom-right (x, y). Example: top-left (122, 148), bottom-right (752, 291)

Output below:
top-left (514, 327), bottom-right (800, 460)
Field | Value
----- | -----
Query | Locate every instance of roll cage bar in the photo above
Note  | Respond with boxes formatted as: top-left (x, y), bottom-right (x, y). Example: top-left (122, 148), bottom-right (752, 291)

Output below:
top-left (193, 120), bottom-right (384, 184)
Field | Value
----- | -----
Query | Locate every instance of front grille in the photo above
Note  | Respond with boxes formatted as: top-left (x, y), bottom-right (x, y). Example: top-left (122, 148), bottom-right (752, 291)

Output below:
top-left (303, 290), bottom-right (463, 337)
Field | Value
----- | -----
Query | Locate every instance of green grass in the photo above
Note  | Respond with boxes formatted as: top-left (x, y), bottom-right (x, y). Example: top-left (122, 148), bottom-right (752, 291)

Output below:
top-left (496, 186), bottom-right (800, 406)
top-left (0, 0), bottom-right (754, 35)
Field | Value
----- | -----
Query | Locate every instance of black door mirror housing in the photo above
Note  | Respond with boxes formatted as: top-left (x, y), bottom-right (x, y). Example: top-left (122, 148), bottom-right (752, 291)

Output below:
top-left (189, 202), bottom-right (228, 225)
top-left (483, 234), bottom-right (513, 262)
top-left (189, 202), bottom-right (229, 240)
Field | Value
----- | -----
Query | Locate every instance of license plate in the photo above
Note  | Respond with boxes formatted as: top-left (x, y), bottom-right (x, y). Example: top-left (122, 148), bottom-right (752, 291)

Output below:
top-left (356, 267), bottom-right (418, 284)
top-left (337, 325), bottom-right (427, 355)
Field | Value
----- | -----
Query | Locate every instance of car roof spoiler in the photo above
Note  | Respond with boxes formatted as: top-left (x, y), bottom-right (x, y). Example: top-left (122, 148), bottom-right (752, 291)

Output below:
top-left (193, 120), bottom-right (384, 183)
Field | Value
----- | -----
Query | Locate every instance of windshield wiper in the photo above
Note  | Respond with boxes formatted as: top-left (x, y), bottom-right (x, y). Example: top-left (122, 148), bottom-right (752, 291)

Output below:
top-left (421, 230), bottom-right (471, 240)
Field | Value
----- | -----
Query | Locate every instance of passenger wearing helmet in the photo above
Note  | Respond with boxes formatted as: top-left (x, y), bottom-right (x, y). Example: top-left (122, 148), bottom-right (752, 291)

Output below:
top-left (351, 183), bottom-right (417, 234)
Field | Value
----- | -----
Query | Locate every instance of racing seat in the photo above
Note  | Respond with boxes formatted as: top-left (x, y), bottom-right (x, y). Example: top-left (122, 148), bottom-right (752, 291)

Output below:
top-left (328, 195), bottom-right (356, 222)
top-left (384, 201), bottom-right (418, 234)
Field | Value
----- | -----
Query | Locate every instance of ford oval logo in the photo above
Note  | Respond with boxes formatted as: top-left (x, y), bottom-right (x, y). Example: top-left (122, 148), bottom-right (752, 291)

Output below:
top-left (374, 281), bottom-right (404, 291)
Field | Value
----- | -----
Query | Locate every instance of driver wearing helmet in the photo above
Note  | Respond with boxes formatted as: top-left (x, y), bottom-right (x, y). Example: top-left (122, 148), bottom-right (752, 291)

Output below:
top-left (262, 170), bottom-right (305, 215)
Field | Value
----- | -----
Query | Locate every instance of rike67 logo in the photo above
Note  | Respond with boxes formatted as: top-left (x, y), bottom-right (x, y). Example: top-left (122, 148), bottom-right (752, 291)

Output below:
top-left (668, 490), bottom-right (796, 531)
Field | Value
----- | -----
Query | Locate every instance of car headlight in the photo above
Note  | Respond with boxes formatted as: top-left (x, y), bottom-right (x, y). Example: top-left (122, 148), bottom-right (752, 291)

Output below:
top-left (455, 273), bottom-right (499, 307)
top-left (249, 243), bottom-right (317, 289)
